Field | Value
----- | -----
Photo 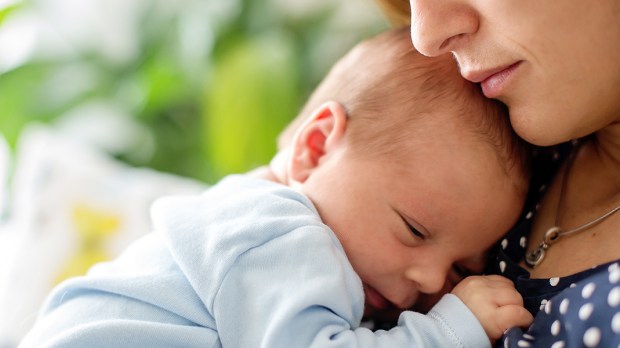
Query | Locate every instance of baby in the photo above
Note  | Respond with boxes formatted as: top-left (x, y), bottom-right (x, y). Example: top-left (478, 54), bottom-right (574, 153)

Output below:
top-left (20, 28), bottom-right (532, 347)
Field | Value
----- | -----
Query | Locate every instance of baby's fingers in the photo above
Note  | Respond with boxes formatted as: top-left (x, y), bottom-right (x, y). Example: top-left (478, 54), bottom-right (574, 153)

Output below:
top-left (481, 274), bottom-right (515, 286)
top-left (492, 286), bottom-right (525, 307)
top-left (492, 305), bottom-right (534, 338)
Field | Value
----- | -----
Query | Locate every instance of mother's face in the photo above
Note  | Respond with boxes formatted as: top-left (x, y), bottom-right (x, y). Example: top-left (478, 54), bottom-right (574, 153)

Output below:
top-left (408, 0), bottom-right (620, 146)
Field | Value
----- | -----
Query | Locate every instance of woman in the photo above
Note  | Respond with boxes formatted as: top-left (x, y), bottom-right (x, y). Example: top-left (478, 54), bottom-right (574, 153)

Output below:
top-left (375, 0), bottom-right (620, 346)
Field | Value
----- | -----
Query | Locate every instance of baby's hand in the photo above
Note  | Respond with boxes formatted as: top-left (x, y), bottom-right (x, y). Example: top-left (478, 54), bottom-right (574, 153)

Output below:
top-left (451, 275), bottom-right (533, 341)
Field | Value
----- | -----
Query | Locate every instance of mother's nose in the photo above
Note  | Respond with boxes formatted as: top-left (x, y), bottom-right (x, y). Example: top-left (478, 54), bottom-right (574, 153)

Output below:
top-left (409, 0), bottom-right (478, 57)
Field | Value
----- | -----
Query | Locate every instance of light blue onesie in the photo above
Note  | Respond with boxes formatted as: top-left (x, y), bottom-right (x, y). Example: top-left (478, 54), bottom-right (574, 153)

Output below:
top-left (20, 175), bottom-right (489, 348)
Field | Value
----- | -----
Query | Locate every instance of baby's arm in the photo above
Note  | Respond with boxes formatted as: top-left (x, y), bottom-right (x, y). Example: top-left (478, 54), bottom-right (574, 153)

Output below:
top-left (202, 178), bottom-right (495, 347)
top-left (451, 275), bottom-right (534, 341)
top-left (214, 227), bottom-right (493, 348)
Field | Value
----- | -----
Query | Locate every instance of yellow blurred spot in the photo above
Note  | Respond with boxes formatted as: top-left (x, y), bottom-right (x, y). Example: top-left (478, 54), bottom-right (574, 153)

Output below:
top-left (54, 203), bottom-right (121, 284)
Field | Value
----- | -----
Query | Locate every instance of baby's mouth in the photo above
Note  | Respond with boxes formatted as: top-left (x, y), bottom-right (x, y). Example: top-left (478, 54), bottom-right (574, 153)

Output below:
top-left (364, 285), bottom-right (392, 310)
top-left (363, 285), bottom-right (404, 324)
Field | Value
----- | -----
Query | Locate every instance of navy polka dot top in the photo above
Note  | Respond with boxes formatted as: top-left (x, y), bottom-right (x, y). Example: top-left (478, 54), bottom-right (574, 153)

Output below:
top-left (487, 141), bottom-right (620, 347)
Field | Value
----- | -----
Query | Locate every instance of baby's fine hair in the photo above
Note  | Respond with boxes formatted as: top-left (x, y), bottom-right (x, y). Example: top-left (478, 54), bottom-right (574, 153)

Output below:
top-left (278, 27), bottom-right (530, 185)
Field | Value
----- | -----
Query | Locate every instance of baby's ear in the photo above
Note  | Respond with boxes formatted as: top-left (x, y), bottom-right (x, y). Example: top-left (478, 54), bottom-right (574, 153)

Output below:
top-left (288, 101), bottom-right (348, 183)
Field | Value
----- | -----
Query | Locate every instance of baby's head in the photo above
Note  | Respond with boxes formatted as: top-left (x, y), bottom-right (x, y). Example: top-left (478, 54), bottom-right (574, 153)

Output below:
top-left (275, 28), bottom-right (529, 315)
top-left (277, 27), bottom-right (527, 180)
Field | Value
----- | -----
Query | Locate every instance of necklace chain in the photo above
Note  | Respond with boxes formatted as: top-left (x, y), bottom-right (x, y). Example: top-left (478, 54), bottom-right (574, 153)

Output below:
top-left (525, 143), bottom-right (620, 268)
top-left (557, 204), bottom-right (620, 236)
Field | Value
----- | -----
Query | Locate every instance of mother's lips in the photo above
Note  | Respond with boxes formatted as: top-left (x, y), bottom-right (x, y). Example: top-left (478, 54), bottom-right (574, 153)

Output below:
top-left (464, 62), bottom-right (522, 98)
top-left (463, 62), bottom-right (521, 83)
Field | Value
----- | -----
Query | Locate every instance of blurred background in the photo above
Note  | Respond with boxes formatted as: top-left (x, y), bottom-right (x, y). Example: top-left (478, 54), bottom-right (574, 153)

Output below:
top-left (0, 0), bottom-right (387, 183)
top-left (0, 0), bottom-right (389, 345)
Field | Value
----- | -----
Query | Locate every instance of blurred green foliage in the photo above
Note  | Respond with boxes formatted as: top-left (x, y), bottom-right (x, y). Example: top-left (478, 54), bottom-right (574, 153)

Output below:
top-left (0, 0), bottom-right (387, 183)
top-left (204, 33), bottom-right (300, 178)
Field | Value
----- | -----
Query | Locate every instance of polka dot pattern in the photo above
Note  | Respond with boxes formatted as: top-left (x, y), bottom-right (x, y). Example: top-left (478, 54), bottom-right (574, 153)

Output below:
top-left (582, 283), bottom-right (596, 299)
top-left (550, 341), bottom-right (565, 348)
top-left (610, 266), bottom-right (620, 284)
top-left (502, 239), bottom-right (509, 249)
top-left (579, 303), bottom-right (593, 321)
top-left (609, 287), bottom-right (620, 307)
top-left (499, 263), bottom-right (620, 347)
top-left (583, 327), bottom-right (601, 347)
top-left (551, 320), bottom-right (560, 336)
top-left (612, 312), bottom-right (620, 334)
top-left (491, 143), bottom-right (620, 347)
top-left (501, 263), bottom-right (620, 346)
top-left (559, 299), bottom-right (569, 315)
top-left (545, 300), bottom-right (552, 314)
top-left (517, 339), bottom-right (530, 347)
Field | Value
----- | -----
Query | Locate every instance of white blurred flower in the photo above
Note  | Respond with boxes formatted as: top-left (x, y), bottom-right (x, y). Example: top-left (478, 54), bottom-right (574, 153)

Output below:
top-left (54, 101), bottom-right (155, 163)
top-left (0, 0), bottom-right (19, 8)
top-left (269, 0), bottom-right (384, 28)
top-left (0, 134), bottom-right (9, 222)
top-left (0, 13), bottom-right (37, 72)
top-left (268, 0), bottom-right (334, 21)
top-left (28, 0), bottom-right (142, 64)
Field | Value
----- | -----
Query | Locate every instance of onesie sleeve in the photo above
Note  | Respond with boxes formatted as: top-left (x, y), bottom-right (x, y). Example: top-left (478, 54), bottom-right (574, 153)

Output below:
top-left (158, 175), bottom-right (495, 347)
top-left (18, 232), bottom-right (221, 348)
top-left (500, 262), bottom-right (620, 347)
top-left (210, 223), bottom-right (490, 347)
top-left (19, 175), bottom-right (493, 348)
top-left (153, 175), bottom-right (492, 347)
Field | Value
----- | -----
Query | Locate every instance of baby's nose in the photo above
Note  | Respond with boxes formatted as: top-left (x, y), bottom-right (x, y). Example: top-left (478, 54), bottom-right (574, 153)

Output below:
top-left (405, 264), bottom-right (449, 295)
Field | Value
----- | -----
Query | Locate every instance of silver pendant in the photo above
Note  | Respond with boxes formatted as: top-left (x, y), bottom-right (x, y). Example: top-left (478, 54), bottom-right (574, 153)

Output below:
top-left (525, 226), bottom-right (561, 268)
top-left (525, 244), bottom-right (547, 268)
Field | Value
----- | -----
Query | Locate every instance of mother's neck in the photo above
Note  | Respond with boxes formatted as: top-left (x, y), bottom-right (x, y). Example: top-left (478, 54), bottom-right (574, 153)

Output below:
top-left (589, 121), bottom-right (620, 181)
top-left (524, 121), bottom-right (620, 278)
top-left (570, 121), bottom-right (620, 210)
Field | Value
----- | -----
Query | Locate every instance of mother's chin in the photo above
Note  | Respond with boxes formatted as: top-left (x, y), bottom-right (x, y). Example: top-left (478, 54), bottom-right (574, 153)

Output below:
top-left (505, 95), bottom-right (606, 146)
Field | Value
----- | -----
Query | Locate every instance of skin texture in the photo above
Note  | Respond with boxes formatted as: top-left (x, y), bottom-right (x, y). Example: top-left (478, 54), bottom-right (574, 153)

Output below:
top-left (402, 0), bottom-right (620, 281)
top-left (276, 100), bottom-right (531, 340)
top-left (406, 0), bottom-right (620, 147)
top-left (260, 28), bottom-right (533, 339)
